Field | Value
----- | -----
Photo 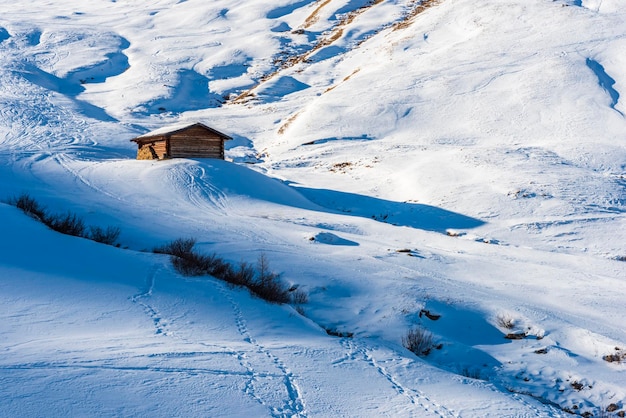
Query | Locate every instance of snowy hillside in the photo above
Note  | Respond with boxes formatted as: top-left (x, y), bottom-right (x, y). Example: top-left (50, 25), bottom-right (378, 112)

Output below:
top-left (1, 0), bottom-right (625, 416)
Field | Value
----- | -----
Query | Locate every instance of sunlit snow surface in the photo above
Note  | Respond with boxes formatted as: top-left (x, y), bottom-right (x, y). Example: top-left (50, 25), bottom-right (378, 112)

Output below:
top-left (1, 0), bottom-right (625, 416)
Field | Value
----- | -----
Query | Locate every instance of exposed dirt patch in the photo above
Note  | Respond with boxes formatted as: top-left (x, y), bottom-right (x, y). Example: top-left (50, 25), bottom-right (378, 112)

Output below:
top-left (302, 0), bottom-right (333, 29)
top-left (277, 111), bottom-right (302, 135)
top-left (393, 0), bottom-right (442, 31)
top-left (233, 1), bottom-right (387, 103)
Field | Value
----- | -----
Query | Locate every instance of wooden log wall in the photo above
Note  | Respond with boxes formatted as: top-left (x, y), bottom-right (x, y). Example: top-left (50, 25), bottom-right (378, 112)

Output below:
top-left (168, 136), bottom-right (224, 159)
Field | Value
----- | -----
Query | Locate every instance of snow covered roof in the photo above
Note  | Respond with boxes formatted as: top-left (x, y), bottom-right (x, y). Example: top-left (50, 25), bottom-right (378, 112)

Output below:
top-left (132, 122), bottom-right (232, 141)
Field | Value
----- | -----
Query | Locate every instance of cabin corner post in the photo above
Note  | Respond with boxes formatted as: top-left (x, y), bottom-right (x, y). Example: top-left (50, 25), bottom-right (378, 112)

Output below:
top-left (165, 134), bottom-right (171, 159)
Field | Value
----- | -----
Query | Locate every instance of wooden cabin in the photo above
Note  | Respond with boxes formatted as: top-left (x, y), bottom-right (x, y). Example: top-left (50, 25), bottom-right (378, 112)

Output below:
top-left (131, 122), bottom-right (232, 160)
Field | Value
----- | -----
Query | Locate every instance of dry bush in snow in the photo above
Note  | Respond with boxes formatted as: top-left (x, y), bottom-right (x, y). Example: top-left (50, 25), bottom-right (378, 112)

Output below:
top-left (402, 327), bottom-right (435, 356)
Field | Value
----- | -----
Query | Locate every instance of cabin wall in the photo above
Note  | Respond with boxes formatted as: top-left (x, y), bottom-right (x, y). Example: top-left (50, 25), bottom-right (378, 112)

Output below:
top-left (168, 137), bottom-right (224, 159)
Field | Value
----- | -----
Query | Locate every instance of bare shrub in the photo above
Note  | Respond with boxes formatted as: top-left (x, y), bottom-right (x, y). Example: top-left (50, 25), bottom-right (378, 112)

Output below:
top-left (250, 274), bottom-right (290, 303)
top-left (46, 211), bottom-right (86, 237)
top-left (402, 327), bottom-right (435, 356)
top-left (88, 225), bottom-right (121, 245)
top-left (171, 252), bottom-right (215, 276)
top-left (460, 367), bottom-right (483, 380)
top-left (10, 193), bottom-right (47, 221)
top-left (155, 242), bottom-right (294, 305)
top-left (325, 328), bottom-right (354, 338)
top-left (205, 253), bottom-right (233, 279)
top-left (496, 313), bottom-right (516, 330)
top-left (153, 238), bottom-right (196, 258)
top-left (154, 238), bottom-right (214, 276)
top-left (249, 255), bottom-right (290, 303)
top-left (224, 261), bottom-right (255, 287)
top-left (291, 289), bottom-right (309, 304)
top-left (9, 194), bottom-right (126, 245)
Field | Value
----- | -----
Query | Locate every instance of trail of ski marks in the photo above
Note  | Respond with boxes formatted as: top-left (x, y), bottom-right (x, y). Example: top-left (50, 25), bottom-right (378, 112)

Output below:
top-left (216, 283), bottom-right (307, 418)
top-left (167, 163), bottom-right (230, 215)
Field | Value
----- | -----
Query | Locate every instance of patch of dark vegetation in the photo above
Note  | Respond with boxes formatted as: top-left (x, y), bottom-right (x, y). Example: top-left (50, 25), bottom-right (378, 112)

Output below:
top-left (606, 403), bottom-right (620, 413)
top-left (248, 254), bottom-right (291, 304)
top-left (8, 194), bottom-right (306, 306)
top-left (324, 328), bottom-right (354, 338)
top-left (46, 211), bottom-right (86, 236)
top-left (88, 225), bottom-right (121, 246)
top-left (496, 313), bottom-right (516, 330)
top-left (419, 309), bottom-right (441, 321)
top-left (402, 326), bottom-right (435, 357)
top-left (460, 367), bottom-right (483, 380)
top-left (9, 193), bottom-right (47, 221)
top-left (291, 288), bottom-right (309, 305)
top-left (154, 239), bottom-right (306, 305)
top-left (504, 331), bottom-right (527, 340)
top-left (603, 347), bottom-right (626, 363)
top-left (8, 193), bottom-right (120, 246)
top-left (153, 237), bottom-right (196, 258)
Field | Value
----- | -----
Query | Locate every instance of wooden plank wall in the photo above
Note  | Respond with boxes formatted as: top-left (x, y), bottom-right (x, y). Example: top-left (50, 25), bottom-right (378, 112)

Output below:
top-left (169, 137), bottom-right (224, 159)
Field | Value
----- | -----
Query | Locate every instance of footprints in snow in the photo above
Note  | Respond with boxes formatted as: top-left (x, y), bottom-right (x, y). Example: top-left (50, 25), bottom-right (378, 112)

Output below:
top-left (216, 283), bottom-right (307, 418)
top-left (129, 264), bottom-right (472, 417)
top-left (338, 338), bottom-right (458, 417)
top-left (132, 266), bottom-right (307, 417)
top-left (130, 265), bottom-right (170, 337)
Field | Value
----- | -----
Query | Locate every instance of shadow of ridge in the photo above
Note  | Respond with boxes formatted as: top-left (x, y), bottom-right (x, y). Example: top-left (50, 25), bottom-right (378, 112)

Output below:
top-left (20, 64), bottom-right (116, 122)
top-left (143, 69), bottom-right (225, 114)
top-left (266, 0), bottom-right (317, 19)
top-left (295, 187), bottom-right (484, 233)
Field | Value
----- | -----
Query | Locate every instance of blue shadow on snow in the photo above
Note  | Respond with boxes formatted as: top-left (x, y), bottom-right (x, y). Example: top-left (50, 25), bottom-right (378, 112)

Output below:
top-left (586, 57), bottom-right (622, 115)
top-left (266, 0), bottom-right (318, 19)
top-left (295, 187), bottom-right (485, 233)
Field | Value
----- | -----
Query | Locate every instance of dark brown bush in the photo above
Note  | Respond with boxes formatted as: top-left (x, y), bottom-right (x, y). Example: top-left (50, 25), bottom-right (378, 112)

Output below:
top-left (402, 327), bottom-right (435, 356)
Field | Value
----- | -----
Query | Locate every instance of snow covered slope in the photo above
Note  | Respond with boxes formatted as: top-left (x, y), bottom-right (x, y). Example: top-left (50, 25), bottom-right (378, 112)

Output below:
top-left (1, 0), bottom-right (625, 416)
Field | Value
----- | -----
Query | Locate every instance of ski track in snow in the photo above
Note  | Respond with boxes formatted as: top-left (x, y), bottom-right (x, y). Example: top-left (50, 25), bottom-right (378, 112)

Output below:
top-left (168, 163), bottom-right (230, 215)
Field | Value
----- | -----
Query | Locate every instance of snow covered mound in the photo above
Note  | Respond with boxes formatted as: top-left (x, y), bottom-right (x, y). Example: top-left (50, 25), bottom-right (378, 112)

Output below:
top-left (1, 0), bottom-right (625, 416)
